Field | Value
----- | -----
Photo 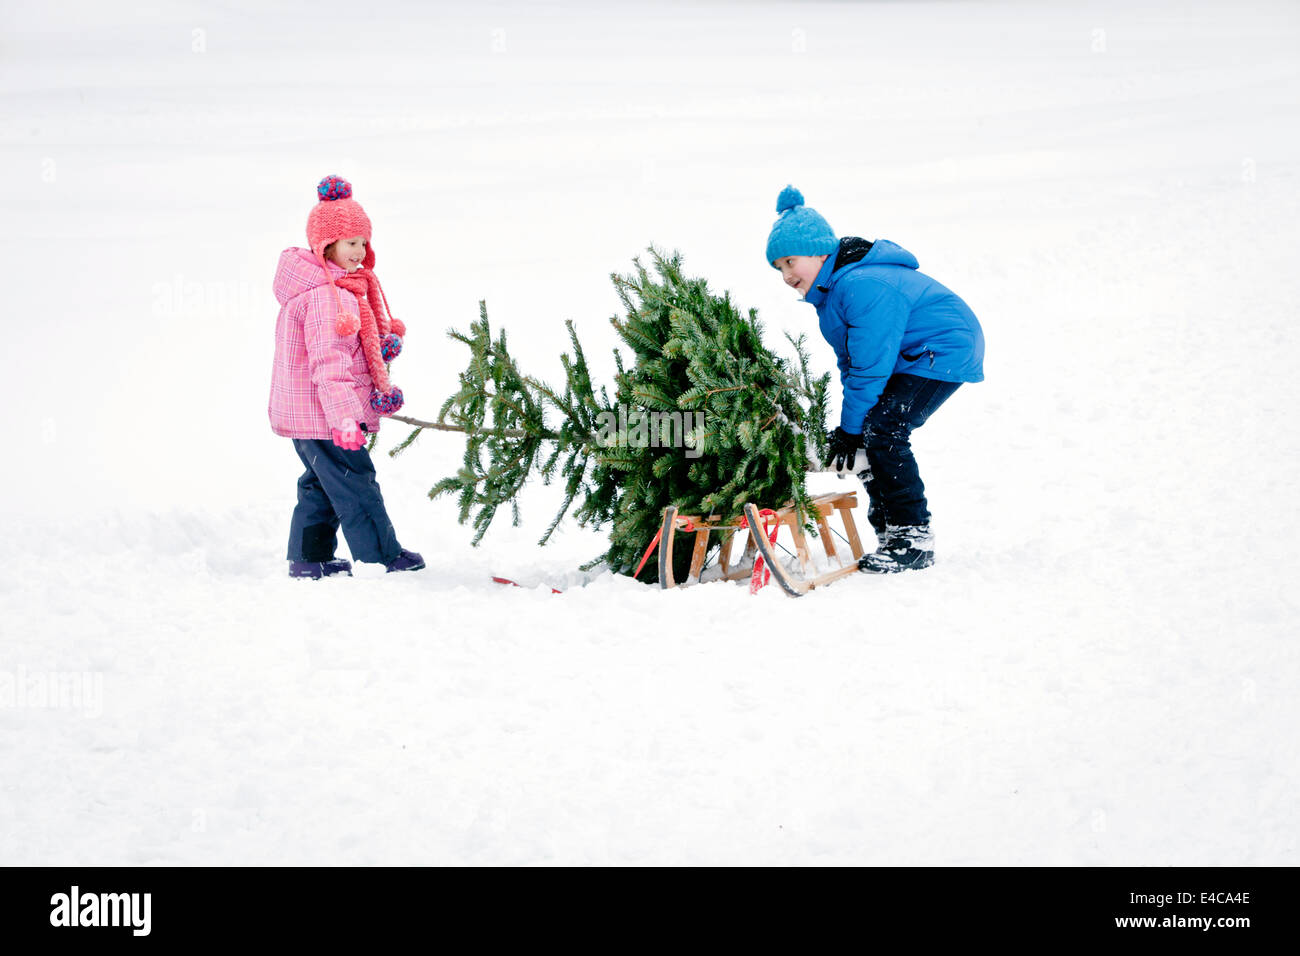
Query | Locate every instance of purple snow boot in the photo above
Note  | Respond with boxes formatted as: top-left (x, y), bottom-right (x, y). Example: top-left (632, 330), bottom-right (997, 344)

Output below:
top-left (289, 559), bottom-right (353, 580)
top-left (385, 549), bottom-right (426, 573)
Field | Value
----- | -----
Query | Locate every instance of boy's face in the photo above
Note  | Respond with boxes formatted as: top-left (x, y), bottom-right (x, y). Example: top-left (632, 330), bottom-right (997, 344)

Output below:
top-left (774, 255), bottom-right (827, 298)
top-left (327, 236), bottom-right (367, 273)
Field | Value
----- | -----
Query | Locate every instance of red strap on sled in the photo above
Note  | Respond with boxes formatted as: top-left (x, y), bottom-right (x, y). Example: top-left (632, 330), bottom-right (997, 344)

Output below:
top-left (742, 508), bottom-right (780, 594)
top-left (633, 528), bottom-right (662, 580)
top-left (633, 514), bottom-right (697, 580)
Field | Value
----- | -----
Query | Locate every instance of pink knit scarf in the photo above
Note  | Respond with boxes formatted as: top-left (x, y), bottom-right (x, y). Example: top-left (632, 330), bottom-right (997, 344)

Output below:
top-left (333, 268), bottom-right (406, 396)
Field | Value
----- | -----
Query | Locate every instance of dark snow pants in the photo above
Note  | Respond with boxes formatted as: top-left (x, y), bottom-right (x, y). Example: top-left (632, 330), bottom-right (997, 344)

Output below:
top-left (286, 439), bottom-right (402, 565)
top-left (857, 373), bottom-right (962, 536)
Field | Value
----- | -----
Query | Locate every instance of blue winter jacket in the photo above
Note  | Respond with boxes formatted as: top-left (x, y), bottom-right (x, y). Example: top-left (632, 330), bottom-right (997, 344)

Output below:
top-left (803, 238), bottom-right (985, 433)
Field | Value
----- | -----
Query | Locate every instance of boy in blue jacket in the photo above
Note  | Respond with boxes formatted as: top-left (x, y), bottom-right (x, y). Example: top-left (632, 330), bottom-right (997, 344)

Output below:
top-left (766, 186), bottom-right (985, 573)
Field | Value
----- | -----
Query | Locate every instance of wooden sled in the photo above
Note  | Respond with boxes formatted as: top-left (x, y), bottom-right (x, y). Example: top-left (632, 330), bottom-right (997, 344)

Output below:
top-left (657, 490), bottom-right (867, 597)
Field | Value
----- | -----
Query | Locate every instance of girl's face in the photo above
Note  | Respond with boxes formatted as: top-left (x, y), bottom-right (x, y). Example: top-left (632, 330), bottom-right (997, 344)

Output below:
top-left (327, 236), bottom-right (367, 272)
top-left (775, 254), bottom-right (828, 299)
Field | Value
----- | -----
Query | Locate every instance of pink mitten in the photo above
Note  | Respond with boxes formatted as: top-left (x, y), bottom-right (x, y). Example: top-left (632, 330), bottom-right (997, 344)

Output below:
top-left (331, 418), bottom-right (365, 451)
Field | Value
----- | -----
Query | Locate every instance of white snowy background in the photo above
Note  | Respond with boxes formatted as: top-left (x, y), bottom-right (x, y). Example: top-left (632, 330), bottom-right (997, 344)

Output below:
top-left (2, 0), bottom-right (1297, 865)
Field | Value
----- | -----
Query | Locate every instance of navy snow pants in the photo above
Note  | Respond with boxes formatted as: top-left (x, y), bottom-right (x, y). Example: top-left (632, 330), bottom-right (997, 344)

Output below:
top-left (858, 373), bottom-right (962, 536)
top-left (286, 438), bottom-right (402, 565)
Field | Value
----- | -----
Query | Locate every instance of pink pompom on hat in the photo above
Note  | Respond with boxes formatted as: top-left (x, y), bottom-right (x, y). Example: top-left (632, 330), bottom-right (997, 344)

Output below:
top-left (307, 175), bottom-right (407, 415)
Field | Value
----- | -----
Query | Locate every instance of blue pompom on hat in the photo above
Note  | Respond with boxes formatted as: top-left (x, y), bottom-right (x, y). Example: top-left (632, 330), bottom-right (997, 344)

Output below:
top-left (765, 185), bottom-right (838, 266)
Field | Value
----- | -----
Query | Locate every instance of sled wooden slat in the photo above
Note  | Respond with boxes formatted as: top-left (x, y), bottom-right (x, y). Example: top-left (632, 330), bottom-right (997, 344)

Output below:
top-left (688, 523), bottom-right (710, 581)
top-left (717, 522), bottom-right (738, 574)
top-left (717, 525), bottom-right (732, 576)
top-left (835, 497), bottom-right (865, 560)
top-left (815, 512), bottom-right (837, 561)
top-left (784, 511), bottom-right (814, 576)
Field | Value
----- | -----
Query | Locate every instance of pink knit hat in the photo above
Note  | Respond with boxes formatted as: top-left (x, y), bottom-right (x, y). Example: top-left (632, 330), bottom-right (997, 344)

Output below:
top-left (306, 175), bottom-right (407, 416)
top-left (307, 174), bottom-right (376, 270)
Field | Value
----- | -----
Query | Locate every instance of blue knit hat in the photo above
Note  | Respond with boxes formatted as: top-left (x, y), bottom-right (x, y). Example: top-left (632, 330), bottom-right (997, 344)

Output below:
top-left (765, 185), bottom-right (838, 266)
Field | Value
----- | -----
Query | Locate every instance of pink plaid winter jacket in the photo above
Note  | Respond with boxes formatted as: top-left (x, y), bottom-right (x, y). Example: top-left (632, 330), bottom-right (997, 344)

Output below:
top-left (268, 248), bottom-right (382, 439)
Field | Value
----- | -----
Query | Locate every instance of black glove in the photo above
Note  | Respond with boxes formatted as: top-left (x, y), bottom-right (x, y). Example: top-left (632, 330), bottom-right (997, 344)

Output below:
top-left (823, 427), bottom-right (862, 473)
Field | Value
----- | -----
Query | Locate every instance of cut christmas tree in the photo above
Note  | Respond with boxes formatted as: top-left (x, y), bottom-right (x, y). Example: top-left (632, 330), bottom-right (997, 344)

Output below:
top-left (391, 247), bottom-right (830, 584)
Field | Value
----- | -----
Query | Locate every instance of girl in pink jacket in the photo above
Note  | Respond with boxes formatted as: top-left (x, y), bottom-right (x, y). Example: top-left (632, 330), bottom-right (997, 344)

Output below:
top-left (268, 175), bottom-right (423, 579)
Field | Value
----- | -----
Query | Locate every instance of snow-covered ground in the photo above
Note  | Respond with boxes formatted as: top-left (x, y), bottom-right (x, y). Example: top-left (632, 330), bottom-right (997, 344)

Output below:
top-left (2, 0), bottom-right (1297, 865)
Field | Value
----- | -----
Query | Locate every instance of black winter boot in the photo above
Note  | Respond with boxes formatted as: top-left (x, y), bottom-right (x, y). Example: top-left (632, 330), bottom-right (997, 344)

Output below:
top-left (858, 525), bottom-right (935, 574)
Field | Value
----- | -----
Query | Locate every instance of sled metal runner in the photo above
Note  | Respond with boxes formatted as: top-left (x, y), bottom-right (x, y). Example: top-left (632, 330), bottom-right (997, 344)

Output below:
top-left (657, 490), bottom-right (867, 596)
